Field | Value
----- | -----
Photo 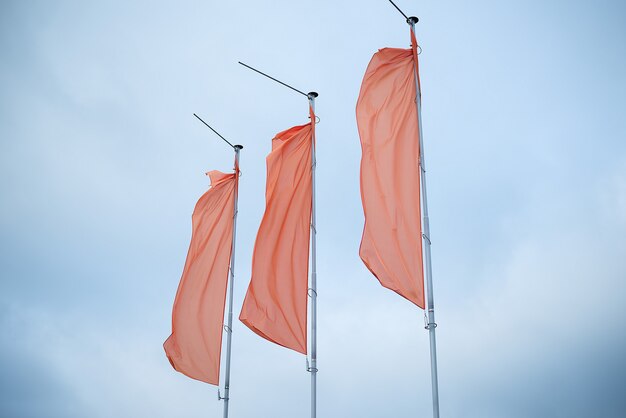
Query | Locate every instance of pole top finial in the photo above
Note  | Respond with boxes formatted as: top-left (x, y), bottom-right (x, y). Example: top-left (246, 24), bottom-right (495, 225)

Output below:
top-left (407, 16), bottom-right (419, 25)
top-left (307, 92), bottom-right (319, 99)
top-left (234, 144), bottom-right (243, 150)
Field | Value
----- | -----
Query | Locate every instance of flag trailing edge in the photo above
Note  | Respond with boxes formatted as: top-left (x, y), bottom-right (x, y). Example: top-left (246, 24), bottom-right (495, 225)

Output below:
top-left (164, 163), bottom-right (238, 385)
top-left (356, 31), bottom-right (425, 309)
top-left (239, 106), bottom-right (315, 354)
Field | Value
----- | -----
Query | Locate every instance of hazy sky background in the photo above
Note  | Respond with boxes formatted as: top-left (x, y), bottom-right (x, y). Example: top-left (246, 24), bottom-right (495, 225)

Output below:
top-left (1, 1), bottom-right (625, 417)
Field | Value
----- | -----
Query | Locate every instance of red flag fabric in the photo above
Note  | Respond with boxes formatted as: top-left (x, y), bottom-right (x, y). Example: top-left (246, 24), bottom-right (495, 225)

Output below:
top-left (356, 34), bottom-right (425, 308)
top-left (239, 109), bottom-right (314, 354)
top-left (164, 168), bottom-right (237, 384)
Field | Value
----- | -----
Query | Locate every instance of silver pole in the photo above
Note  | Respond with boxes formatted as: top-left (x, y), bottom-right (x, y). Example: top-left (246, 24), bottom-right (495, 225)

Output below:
top-left (236, 60), bottom-right (318, 416)
top-left (222, 145), bottom-right (242, 418)
top-left (307, 92), bottom-right (318, 418)
top-left (408, 17), bottom-right (440, 418)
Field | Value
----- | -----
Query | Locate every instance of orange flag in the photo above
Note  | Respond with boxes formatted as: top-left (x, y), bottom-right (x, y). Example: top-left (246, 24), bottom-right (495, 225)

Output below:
top-left (164, 167), bottom-right (237, 385)
top-left (356, 32), bottom-right (425, 308)
top-left (239, 109), bottom-right (314, 354)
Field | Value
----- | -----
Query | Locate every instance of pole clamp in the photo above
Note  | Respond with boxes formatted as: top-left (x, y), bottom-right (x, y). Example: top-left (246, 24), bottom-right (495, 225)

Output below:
top-left (423, 312), bottom-right (437, 329)
top-left (306, 358), bottom-right (318, 373)
top-left (307, 288), bottom-right (318, 298)
top-left (217, 389), bottom-right (229, 401)
top-left (223, 324), bottom-right (232, 333)
top-left (422, 233), bottom-right (431, 245)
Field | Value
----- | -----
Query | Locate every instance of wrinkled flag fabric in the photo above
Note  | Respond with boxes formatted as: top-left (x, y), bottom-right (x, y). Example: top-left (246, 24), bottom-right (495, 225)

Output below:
top-left (356, 32), bottom-right (425, 308)
top-left (164, 168), bottom-right (237, 385)
top-left (240, 109), bottom-right (314, 354)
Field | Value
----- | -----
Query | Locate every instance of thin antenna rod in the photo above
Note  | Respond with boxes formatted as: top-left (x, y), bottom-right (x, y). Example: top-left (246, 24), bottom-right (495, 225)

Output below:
top-left (238, 61), bottom-right (308, 97)
top-left (388, 0), bottom-right (409, 20)
top-left (193, 113), bottom-right (236, 149)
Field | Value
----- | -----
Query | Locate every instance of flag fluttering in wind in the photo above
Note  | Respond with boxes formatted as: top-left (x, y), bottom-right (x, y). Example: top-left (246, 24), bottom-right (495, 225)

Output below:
top-left (239, 108), bottom-right (315, 354)
top-left (356, 34), bottom-right (425, 308)
top-left (164, 168), bottom-right (238, 385)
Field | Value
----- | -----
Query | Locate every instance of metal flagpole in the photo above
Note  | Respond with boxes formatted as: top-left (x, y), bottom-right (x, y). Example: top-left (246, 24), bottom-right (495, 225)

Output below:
top-left (192, 113), bottom-right (242, 418)
top-left (387, 3), bottom-right (441, 415)
top-left (237, 61), bottom-right (319, 418)
top-left (407, 15), bottom-right (441, 418)
top-left (221, 144), bottom-right (242, 418)
top-left (307, 91), bottom-right (319, 418)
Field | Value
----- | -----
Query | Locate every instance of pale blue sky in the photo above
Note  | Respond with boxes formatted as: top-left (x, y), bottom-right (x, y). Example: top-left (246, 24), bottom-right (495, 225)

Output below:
top-left (1, 1), bottom-right (625, 417)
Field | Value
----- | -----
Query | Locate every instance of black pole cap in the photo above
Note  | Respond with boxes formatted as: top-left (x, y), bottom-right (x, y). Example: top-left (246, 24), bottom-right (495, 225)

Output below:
top-left (234, 144), bottom-right (243, 150)
top-left (407, 16), bottom-right (419, 25)
top-left (307, 92), bottom-right (319, 99)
